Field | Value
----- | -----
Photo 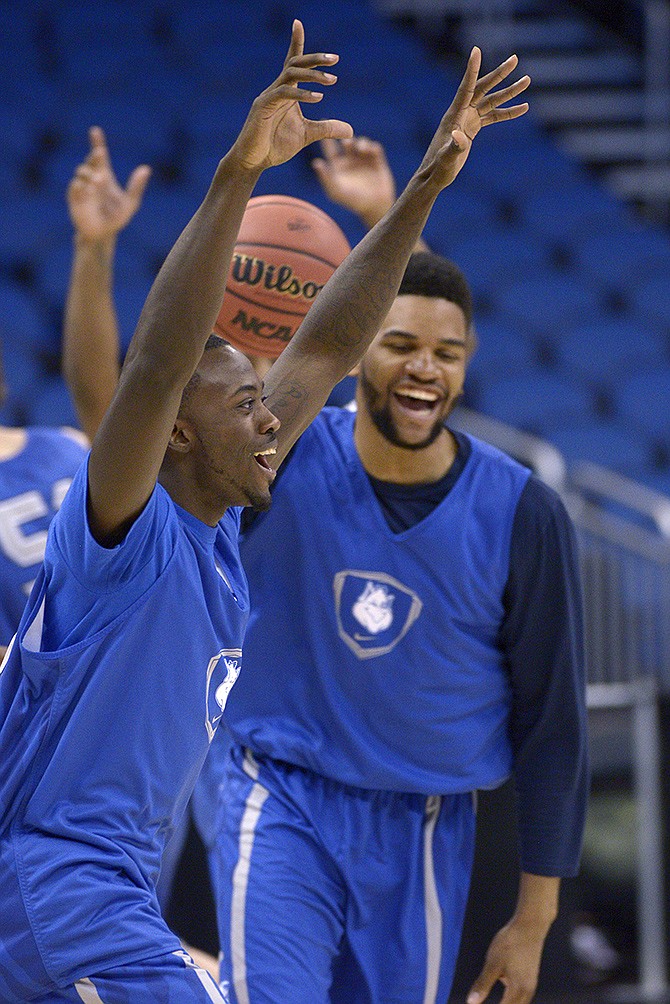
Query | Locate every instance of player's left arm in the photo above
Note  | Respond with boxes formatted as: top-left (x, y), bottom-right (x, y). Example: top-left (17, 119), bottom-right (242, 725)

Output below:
top-left (264, 48), bottom-right (529, 466)
top-left (468, 478), bottom-right (588, 1004)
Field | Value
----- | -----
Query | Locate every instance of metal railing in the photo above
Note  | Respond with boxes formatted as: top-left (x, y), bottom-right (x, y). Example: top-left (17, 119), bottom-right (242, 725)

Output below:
top-left (454, 410), bottom-right (670, 999)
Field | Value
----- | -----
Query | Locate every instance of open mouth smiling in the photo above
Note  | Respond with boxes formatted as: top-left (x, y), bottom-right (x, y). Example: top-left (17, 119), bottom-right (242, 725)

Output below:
top-left (253, 447), bottom-right (277, 473)
top-left (392, 387), bottom-right (443, 414)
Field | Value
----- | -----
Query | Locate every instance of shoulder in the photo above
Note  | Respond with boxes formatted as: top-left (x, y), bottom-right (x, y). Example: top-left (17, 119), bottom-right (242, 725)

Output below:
top-left (509, 477), bottom-right (579, 578)
top-left (284, 406), bottom-right (352, 467)
top-left (465, 432), bottom-right (532, 479)
top-left (515, 475), bottom-right (574, 531)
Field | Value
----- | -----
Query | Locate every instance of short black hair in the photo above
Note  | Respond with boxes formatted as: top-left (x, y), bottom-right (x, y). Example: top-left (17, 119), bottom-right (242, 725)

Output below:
top-left (178, 334), bottom-right (231, 416)
top-left (398, 252), bottom-right (473, 331)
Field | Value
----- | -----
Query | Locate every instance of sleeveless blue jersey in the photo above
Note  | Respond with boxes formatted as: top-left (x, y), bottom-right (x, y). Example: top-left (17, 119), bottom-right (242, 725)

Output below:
top-left (0, 459), bottom-right (248, 985)
top-left (0, 427), bottom-right (86, 642)
top-left (196, 408), bottom-right (530, 834)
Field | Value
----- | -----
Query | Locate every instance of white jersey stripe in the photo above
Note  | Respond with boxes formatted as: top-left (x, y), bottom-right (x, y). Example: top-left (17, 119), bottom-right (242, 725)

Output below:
top-left (422, 795), bottom-right (443, 1004)
top-left (75, 978), bottom-right (106, 1003)
top-left (230, 770), bottom-right (270, 1004)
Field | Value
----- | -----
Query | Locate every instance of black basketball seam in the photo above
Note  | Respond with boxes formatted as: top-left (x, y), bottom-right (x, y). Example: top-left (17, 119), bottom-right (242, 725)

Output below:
top-left (234, 241), bottom-right (343, 271)
top-left (221, 286), bottom-right (308, 319)
top-left (246, 197), bottom-right (331, 219)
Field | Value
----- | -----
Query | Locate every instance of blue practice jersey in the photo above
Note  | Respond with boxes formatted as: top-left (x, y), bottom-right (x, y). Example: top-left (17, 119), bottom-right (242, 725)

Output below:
top-left (0, 459), bottom-right (248, 985)
top-left (0, 427), bottom-right (86, 642)
top-left (195, 408), bottom-right (587, 876)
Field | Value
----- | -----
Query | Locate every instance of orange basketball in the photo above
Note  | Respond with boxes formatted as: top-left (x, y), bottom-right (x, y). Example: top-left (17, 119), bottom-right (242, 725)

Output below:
top-left (215, 195), bottom-right (351, 358)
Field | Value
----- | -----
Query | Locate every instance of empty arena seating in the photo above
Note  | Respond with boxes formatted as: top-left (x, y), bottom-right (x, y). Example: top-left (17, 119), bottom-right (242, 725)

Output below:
top-left (1, 0), bottom-right (669, 496)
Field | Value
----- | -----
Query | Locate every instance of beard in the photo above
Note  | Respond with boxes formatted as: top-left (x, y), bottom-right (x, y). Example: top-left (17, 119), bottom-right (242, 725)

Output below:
top-left (359, 368), bottom-right (456, 451)
top-left (248, 486), bottom-right (273, 512)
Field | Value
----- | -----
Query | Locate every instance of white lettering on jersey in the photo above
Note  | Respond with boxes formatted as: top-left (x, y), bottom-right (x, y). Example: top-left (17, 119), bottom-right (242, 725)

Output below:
top-left (0, 479), bottom-right (74, 568)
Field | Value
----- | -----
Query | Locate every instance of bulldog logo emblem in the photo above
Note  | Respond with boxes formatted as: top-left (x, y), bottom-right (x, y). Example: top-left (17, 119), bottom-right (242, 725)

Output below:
top-left (334, 571), bottom-right (422, 660)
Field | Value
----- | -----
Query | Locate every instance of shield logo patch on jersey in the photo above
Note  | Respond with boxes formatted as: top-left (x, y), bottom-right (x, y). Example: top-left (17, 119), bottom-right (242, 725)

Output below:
top-left (334, 570), bottom-right (423, 659)
top-left (205, 648), bottom-right (242, 741)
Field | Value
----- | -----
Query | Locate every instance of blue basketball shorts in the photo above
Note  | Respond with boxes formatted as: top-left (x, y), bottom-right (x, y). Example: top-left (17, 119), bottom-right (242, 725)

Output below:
top-left (0, 839), bottom-right (226, 1003)
top-left (210, 745), bottom-right (476, 1004)
top-left (0, 946), bottom-right (226, 1003)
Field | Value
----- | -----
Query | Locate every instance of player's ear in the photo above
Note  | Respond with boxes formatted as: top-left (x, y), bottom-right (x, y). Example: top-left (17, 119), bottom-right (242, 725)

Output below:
top-left (167, 418), bottom-right (194, 453)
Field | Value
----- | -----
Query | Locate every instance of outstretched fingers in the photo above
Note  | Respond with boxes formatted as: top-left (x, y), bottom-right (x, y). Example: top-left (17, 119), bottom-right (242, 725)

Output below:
top-left (304, 117), bottom-right (353, 145)
top-left (476, 75), bottom-right (530, 126)
top-left (284, 18), bottom-right (305, 63)
top-left (449, 46), bottom-right (482, 115)
top-left (472, 54), bottom-right (520, 101)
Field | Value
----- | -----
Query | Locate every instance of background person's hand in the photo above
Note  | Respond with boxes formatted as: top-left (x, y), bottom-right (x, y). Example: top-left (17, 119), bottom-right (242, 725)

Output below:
top-left (67, 126), bottom-right (151, 243)
top-left (312, 136), bottom-right (396, 228)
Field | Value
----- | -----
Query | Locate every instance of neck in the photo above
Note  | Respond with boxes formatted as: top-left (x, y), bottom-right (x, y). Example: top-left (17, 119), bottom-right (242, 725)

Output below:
top-left (0, 426), bottom-right (27, 461)
top-left (158, 465), bottom-right (228, 527)
top-left (353, 409), bottom-right (458, 484)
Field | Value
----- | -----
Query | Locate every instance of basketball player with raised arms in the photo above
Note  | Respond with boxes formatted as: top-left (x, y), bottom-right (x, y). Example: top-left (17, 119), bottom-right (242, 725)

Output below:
top-left (195, 85), bottom-right (587, 1004)
top-left (180, 126), bottom-right (588, 1004)
top-left (0, 19), bottom-right (529, 1004)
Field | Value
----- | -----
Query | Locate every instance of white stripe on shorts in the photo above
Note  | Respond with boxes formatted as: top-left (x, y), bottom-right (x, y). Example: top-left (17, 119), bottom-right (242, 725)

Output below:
top-left (230, 754), bottom-right (270, 1004)
top-left (173, 949), bottom-right (226, 1003)
top-left (423, 795), bottom-right (443, 1004)
top-left (75, 978), bottom-right (105, 1004)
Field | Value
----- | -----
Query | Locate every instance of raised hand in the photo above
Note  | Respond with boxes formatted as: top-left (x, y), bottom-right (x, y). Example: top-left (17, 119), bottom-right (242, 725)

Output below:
top-left (67, 126), bottom-right (151, 243)
top-left (419, 47), bottom-right (530, 192)
top-left (231, 19), bottom-right (353, 172)
top-left (312, 137), bottom-right (397, 228)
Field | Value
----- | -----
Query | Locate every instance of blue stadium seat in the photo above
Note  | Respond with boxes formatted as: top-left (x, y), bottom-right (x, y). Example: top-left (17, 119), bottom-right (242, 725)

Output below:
top-left (58, 38), bottom-right (154, 88)
top-left (495, 273), bottom-right (605, 334)
top-left (37, 232), bottom-right (153, 305)
top-left (463, 125), bottom-right (583, 199)
top-left (542, 418), bottom-right (651, 473)
top-left (0, 282), bottom-right (53, 352)
top-left (53, 1), bottom-right (156, 44)
top-left (631, 468), bottom-right (670, 497)
top-left (521, 181), bottom-right (626, 244)
top-left (613, 366), bottom-right (670, 440)
top-left (0, 195), bottom-right (69, 260)
top-left (476, 367), bottom-right (594, 431)
top-left (171, 0), bottom-right (285, 45)
top-left (629, 275), bottom-right (670, 327)
top-left (552, 317), bottom-right (668, 383)
top-left (29, 376), bottom-right (80, 429)
top-left (465, 322), bottom-right (538, 408)
top-left (131, 189), bottom-right (197, 261)
top-left (572, 224), bottom-right (670, 288)
top-left (0, 342), bottom-right (46, 401)
top-left (443, 228), bottom-right (552, 298)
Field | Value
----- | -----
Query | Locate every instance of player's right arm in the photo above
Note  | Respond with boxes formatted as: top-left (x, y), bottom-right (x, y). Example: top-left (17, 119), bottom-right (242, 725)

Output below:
top-left (86, 20), bottom-right (352, 547)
